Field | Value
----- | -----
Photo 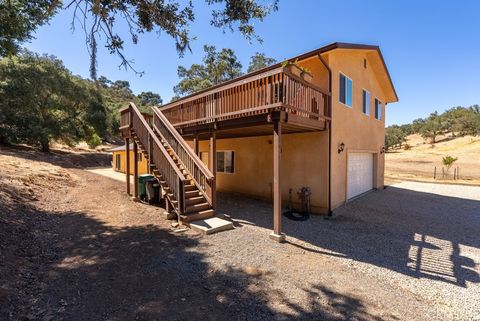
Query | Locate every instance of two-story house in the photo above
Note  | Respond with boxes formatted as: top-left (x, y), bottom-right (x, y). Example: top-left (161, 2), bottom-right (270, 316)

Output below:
top-left (120, 42), bottom-right (398, 241)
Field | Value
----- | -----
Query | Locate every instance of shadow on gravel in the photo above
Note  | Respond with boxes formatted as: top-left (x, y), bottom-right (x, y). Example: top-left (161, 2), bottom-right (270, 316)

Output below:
top-left (1, 186), bottom-right (384, 320)
top-left (218, 187), bottom-right (480, 288)
top-left (0, 144), bottom-right (111, 169)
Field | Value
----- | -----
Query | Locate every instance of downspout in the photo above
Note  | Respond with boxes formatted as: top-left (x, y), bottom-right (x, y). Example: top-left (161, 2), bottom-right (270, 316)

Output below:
top-left (318, 54), bottom-right (333, 216)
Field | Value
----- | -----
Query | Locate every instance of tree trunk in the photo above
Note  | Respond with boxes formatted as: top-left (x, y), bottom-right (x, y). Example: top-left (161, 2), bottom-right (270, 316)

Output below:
top-left (40, 138), bottom-right (50, 152)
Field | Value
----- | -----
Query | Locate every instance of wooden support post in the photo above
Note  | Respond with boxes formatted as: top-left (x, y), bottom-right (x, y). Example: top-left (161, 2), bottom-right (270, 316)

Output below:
top-left (193, 135), bottom-right (199, 156)
top-left (270, 120), bottom-right (285, 243)
top-left (133, 141), bottom-right (139, 199)
top-left (125, 138), bottom-right (131, 195)
top-left (209, 131), bottom-right (217, 209)
top-left (148, 135), bottom-right (153, 174)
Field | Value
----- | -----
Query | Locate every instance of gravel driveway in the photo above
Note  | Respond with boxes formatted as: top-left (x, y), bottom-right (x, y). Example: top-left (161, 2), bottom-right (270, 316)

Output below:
top-left (213, 181), bottom-right (480, 320)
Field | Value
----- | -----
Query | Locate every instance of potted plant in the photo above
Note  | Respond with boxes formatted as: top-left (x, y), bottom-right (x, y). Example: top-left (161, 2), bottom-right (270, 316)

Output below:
top-left (282, 59), bottom-right (313, 82)
top-left (281, 59), bottom-right (302, 77)
top-left (299, 66), bottom-right (313, 82)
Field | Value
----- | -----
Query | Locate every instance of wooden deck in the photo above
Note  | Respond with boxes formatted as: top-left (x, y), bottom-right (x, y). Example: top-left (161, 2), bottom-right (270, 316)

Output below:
top-left (160, 66), bottom-right (331, 138)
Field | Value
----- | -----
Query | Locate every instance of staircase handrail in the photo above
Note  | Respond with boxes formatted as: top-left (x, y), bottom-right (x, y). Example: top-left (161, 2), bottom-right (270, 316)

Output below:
top-left (153, 106), bottom-right (214, 181)
top-left (127, 103), bottom-right (188, 213)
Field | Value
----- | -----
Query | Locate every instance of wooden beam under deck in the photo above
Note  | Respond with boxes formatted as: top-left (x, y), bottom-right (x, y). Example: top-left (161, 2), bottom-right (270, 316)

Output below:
top-left (178, 111), bottom-right (328, 140)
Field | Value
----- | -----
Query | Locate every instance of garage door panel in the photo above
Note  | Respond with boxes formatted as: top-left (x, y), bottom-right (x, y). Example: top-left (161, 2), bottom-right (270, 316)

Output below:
top-left (347, 153), bottom-right (373, 199)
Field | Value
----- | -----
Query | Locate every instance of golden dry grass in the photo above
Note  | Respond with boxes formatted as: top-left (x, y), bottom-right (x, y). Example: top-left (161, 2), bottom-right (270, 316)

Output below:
top-left (385, 133), bottom-right (480, 185)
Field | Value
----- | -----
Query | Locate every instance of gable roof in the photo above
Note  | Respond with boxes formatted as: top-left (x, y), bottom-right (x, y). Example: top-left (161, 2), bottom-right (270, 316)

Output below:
top-left (275, 42), bottom-right (398, 103)
top-left (162, 42), bottom-right (398, 108)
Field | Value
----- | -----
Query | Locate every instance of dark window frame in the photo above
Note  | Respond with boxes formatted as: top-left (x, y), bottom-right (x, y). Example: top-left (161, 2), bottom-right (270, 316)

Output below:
top-left (339, 72), bottom-right (353, 107)
top-left (362, 89), bottom-right (370, 115)
top-left (216, 150), bottom-right (235, 174)
top-left (375, 98), bottom-right (383, 120)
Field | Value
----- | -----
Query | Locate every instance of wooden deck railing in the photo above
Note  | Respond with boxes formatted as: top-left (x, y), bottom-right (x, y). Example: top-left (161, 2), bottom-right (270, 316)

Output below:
top-left (121, 103), bottom-right (188, 214)
top-left (161, 66), bottom-right (331, 128)
top-left (152, 107), bottom-right (215, 205)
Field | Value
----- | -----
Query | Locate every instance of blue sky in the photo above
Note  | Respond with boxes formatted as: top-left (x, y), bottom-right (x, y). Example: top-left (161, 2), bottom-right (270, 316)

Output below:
top-left (25, 0), bottom-right (480, 125)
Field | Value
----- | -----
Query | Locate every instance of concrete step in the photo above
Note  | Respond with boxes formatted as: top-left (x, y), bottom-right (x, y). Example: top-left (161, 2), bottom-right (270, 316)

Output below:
top-left (188, 217), bottom-right (234, 235)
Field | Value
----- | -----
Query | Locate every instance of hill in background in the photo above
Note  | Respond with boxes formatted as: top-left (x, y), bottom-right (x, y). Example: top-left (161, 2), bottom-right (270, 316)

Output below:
top-left (385, 133), bottom-right (480, 185)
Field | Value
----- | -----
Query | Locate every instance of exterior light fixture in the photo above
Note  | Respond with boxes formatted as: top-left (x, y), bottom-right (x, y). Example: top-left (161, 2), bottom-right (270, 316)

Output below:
top-left (338, 142), bottom-right (345, 154)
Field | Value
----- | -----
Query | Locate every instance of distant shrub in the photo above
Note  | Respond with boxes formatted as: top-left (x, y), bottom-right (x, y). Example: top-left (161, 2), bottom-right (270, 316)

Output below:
top-left (403, 143), bottom-right (411, 150)
top-left (442, 155), bottom-right (458, 172)
top-left (87, 133), bottom-right (102, 149)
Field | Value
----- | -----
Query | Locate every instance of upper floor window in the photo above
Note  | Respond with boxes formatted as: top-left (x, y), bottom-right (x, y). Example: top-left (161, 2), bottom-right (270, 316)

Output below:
top-left (375, 98), bottom-right (383, 120)
top-left (362, 90), bottom-right (370, 115)
top-left (339, 73), bottom-right (353, 107)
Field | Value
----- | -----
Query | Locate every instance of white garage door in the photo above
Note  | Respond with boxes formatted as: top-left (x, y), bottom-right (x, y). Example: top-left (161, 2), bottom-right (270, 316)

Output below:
top-left (347, 153), bottom-right (374, 200)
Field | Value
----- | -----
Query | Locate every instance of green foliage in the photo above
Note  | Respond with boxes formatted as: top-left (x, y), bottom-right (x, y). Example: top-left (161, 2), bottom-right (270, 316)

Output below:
top-left (138, 91), bottom-right (162, 107)
top-left (65, 0), bottom-right (278, 76)
top-left (420, 112), bottom-right (446, 144)
top-left (174, 45), bottom-right (243, 96)
top-left (0, 0), bottom-right (60, 56)
top-left (385, 126), bottom-right (407, 150)
top-left (0, 51), bottom-right (108, 151)
top-left (442, 155), bottom-right (458, 171)
top-left (87, 133), bottom-right (102, 148)
top-left (389, 106), bottom-right (480, 146)
top-left (1, 1), bottom-right (278, 76)
top-left (247, 52), bottom-right (277, 73)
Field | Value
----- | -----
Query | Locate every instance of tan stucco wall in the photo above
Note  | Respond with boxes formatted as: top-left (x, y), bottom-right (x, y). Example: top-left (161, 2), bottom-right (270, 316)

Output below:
top-left (197, 131), bottom-right (329, 213)
top-left (324, 49), bottom-right (387, 209)
top-left (185, 49), bottom-right (390, 213)
top-left (112, 149), bottom-right (149, 175)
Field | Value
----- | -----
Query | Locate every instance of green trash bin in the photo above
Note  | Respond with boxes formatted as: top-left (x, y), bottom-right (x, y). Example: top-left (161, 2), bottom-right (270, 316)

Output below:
top-left (138, 174), bottom-right (155, 201)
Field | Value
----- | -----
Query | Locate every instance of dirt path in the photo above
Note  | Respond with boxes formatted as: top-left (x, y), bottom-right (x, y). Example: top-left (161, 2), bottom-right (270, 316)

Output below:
top-left (1, 146), bottom-right (477, 320)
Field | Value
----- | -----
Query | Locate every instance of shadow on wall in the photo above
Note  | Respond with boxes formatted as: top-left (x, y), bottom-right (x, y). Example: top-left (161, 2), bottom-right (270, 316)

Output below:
top-left (217, 186), bottom-right (480, 288)
top-left (1, 184), bottom-right (384, 321)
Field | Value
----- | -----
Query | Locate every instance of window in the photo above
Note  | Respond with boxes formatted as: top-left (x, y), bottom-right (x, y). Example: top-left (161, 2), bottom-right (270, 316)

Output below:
top-left (115, 154), bottom-right (121, 171)
top-left (375, 98), bottom-right (383, 120)
top-left (216, 151), bottom-right (235, 174)
top-left (362, 90), bottom-right (370, 115)
top-left (339, 73), bottom-right (353, 107)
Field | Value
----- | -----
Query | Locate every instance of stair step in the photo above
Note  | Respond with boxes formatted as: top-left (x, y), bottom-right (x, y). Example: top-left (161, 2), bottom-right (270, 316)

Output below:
top-left (186, 202), bottom-right (210, 213)
top-left (181, 209), bottom-right (215, 223)
top-left (185, 190), bottom-right (201, 198)
top-left (186, 196), bottom-right (205, 205)
top-left (184, 184), bottom-right (196, 192)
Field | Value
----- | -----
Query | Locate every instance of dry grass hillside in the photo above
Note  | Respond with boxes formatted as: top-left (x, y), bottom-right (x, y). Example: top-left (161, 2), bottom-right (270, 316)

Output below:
top-left (385, 133), bottom-right (480, 185)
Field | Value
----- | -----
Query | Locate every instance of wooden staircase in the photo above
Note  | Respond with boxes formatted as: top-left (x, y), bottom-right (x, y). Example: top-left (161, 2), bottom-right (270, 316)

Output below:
top-left (121, 103), bottom-right (215, 223)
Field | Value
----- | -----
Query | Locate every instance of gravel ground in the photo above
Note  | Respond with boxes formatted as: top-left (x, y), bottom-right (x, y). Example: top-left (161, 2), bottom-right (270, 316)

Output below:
top-left (211, 182), bottom-right (480, 320)
top-left (1, 147), bottom-right (479, 320)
